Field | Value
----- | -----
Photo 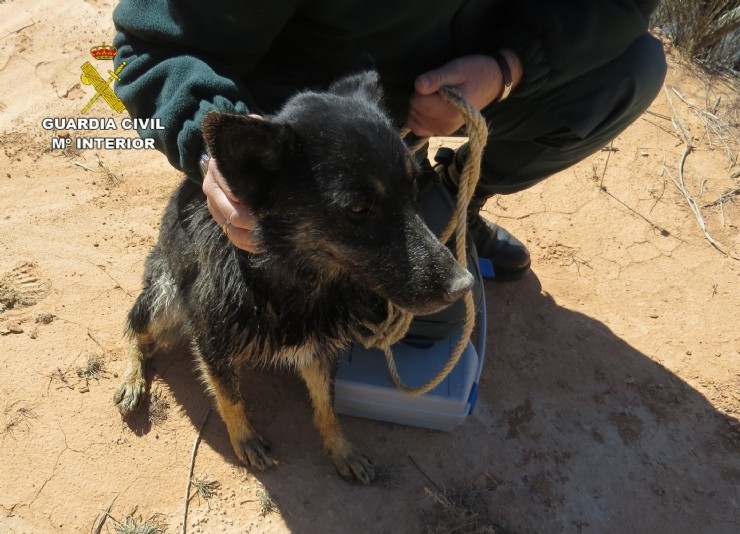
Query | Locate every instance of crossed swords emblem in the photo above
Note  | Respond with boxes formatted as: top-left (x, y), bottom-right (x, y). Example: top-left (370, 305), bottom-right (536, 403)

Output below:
top-left (80, 60), bottom-right (127, 114)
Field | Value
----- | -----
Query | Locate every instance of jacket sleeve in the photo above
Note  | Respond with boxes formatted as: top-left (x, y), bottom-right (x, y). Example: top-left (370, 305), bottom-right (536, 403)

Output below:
top-left (112, 0), bottom-right (297, 177)
top-left (488, 0), bottom-right (660, 97)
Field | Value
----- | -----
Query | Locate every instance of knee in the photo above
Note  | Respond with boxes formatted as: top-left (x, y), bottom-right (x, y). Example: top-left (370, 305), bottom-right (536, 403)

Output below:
top-left (584, 33), bottom-right (667, 137)
top-left (560, 32), bottom-right (667, 145)
top-left (625, 33), bottom-right (668, 117)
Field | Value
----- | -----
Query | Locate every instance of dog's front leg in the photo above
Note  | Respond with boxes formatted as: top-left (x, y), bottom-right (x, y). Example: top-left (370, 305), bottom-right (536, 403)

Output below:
top-left (114, 333), bottom-right (154, 414)
top-left (198, 358), bottom-right (274, 471)
top-left (300, 358), bottom-right (375, 484)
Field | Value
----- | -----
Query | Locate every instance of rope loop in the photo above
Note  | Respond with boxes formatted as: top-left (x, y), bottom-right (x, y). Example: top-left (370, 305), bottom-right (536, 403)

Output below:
top-left (359, 86), bottom-right (489, 395)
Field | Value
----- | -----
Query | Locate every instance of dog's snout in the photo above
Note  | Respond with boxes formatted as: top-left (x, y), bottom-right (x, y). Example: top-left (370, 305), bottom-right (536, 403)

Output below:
top-left (445, 269), bottom-right (474, 302)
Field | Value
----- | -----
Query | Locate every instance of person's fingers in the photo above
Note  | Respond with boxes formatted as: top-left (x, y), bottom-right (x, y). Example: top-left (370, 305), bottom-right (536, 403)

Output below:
top-left (202, 158), bottom-right (262, 253)
top-left (414, 61), bottom-right (467, 95)
top-left (205, 195), bottom-right (261, 252)
top-left (408, 55), bottom-right (507, 137)
top-left (406, 93), bottom-right (463, 137)
top-left (416, 55), bottom-right (503, 107)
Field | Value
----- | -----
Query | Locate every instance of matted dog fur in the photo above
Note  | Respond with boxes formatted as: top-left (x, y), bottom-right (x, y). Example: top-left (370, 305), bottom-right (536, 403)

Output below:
top-left (113, 71), bottom-right (472, 484)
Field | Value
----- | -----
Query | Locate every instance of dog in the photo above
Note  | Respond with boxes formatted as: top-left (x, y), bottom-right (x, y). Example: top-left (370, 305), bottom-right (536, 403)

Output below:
top-left (113, 70), bottom-right (473, 484)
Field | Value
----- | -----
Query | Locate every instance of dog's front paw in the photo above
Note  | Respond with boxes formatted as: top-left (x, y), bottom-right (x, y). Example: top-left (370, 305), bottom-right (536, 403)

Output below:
top-left (332, 448), bottom-right (375, 484)
top-left (233, 433), bottom-right (275, 471)
top-left (113, 375), bottom-right (146, 415)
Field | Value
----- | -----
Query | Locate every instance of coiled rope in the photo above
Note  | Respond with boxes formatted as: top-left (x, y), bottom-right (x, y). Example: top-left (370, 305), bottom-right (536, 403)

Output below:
top-left (359, 87), bottom-right (488, 395)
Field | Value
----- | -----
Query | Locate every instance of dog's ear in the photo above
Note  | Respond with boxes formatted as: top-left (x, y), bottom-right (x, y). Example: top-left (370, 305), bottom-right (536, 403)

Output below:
top-left (202, 112), bottom-right (295, 196)
top-left (328, 70), bottom-right (384, 103)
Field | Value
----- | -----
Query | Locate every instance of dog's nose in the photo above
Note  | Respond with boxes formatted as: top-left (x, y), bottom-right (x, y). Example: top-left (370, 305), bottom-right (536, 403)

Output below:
top-left (445, 269), bottom-right (474, 302)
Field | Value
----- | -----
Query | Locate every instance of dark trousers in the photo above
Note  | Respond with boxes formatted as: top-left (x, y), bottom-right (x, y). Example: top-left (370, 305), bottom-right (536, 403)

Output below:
top-left (460, 33), bottom-right (667, 196)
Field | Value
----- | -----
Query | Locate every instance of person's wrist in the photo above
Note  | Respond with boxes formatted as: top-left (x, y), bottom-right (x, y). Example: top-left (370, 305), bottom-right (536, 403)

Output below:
top-left (490, 49), bottom-right (523, 102)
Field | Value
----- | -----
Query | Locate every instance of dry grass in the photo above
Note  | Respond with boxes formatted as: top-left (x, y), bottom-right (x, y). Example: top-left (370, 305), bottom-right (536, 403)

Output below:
top-left (110, 511), bottom-right (167, 534)
top-left (148, 388), bottom-right (171, 426)
top-left (76, 354), bottom-right (106, 381)
top-left (92, 504), bottom-right (167, 534)
top-left (653, 0), bottom-right (740, 74)
top-left (189, 475), bottom-right (220, 503)
top-left (256, 488), bottom-right (277, 517)
top-left (95, 152), bottom-right (122, 184)
top-left (72, 153), bottom-right (121, 183)
top-left (659, 69), bottom-right (740, 258)
top-left (421, 479), bottom-right (512, 534)
top-left (2, 400), bottom-right (38, 438)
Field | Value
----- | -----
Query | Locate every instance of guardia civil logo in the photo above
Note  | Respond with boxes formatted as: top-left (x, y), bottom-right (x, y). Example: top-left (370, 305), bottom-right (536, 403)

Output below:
top-left (80, 43), bottom-right (126, 114)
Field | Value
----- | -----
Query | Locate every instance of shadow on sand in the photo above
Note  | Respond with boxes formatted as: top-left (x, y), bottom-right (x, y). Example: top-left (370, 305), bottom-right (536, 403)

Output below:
top-left (123, 271), bottom-right (739, 533)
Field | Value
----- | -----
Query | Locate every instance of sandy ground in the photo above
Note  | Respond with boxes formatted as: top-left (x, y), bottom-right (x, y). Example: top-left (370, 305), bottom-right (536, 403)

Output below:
top-left (1, 1), bottom-right (739, 533)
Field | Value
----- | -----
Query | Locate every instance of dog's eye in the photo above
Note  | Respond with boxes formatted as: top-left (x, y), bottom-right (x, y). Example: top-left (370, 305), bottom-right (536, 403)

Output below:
top-left (348, 203), bottom-right (371, 216)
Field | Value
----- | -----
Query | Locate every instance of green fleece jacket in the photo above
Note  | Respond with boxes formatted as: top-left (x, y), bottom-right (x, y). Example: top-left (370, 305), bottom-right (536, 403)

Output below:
top-left (112, 0), bottom-right (659, 177)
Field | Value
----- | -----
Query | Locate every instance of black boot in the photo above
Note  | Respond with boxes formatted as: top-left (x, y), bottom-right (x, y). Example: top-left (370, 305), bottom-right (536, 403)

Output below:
top-left (434, 147), bottom-right (531, 282)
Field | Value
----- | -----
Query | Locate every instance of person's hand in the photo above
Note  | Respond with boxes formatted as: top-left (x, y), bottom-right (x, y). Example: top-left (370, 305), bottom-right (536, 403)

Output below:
top-left (406, 52), bottom-right (522, 137)
top-left (202, 155), bottom-right (262, 253)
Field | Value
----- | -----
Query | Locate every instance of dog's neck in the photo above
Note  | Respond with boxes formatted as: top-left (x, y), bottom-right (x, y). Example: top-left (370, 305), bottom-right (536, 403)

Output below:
top-left (232, 251), bottom-right (387, 350)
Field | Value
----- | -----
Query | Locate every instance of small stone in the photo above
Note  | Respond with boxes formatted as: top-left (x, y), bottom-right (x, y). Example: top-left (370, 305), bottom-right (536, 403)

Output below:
top-left (35, 313), bottom-right (55, 324)
top-left (7, 321), bottom-right (23, 334)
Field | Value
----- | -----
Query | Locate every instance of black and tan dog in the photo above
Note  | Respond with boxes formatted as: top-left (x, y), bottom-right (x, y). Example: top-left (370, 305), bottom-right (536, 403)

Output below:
top-left (113, 71), bottom-right (473, 484)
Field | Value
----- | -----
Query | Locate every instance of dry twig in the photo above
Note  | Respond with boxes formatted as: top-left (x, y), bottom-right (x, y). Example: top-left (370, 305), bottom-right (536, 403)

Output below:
top-left (408, 454), bottom-right (443, 493)
top-left (181, 408), bottom-right (211, 534)
top-left (670, 87), bottom-right (739, 174)
top-left (702, 187), bottom-right (740, 208)
top-left (663, 85), bottom-right (738, 259)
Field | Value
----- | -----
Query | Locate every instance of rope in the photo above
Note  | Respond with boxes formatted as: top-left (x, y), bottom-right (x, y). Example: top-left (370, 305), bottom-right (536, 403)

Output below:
top-left (359, 87), bottom-right (488, 396)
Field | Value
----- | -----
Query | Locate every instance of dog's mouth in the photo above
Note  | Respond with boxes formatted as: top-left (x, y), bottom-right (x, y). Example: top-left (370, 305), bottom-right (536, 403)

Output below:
top-left (376, 266), bottom-right (474, 316)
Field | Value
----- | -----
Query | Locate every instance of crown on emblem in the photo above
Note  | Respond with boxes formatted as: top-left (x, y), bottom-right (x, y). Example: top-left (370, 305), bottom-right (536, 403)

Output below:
top-left (90, 43), bottom-right (117, 61)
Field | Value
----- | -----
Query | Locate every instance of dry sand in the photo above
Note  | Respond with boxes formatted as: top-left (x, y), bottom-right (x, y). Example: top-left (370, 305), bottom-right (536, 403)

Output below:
top-left (1, 1), bottom-right (739, 532)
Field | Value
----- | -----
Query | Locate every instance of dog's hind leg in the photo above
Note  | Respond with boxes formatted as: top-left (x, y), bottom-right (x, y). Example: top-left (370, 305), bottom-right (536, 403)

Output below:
top-left (300, 359), bottom-right (376, 484)
top-left (197, 358), bottom-right (275, 471)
